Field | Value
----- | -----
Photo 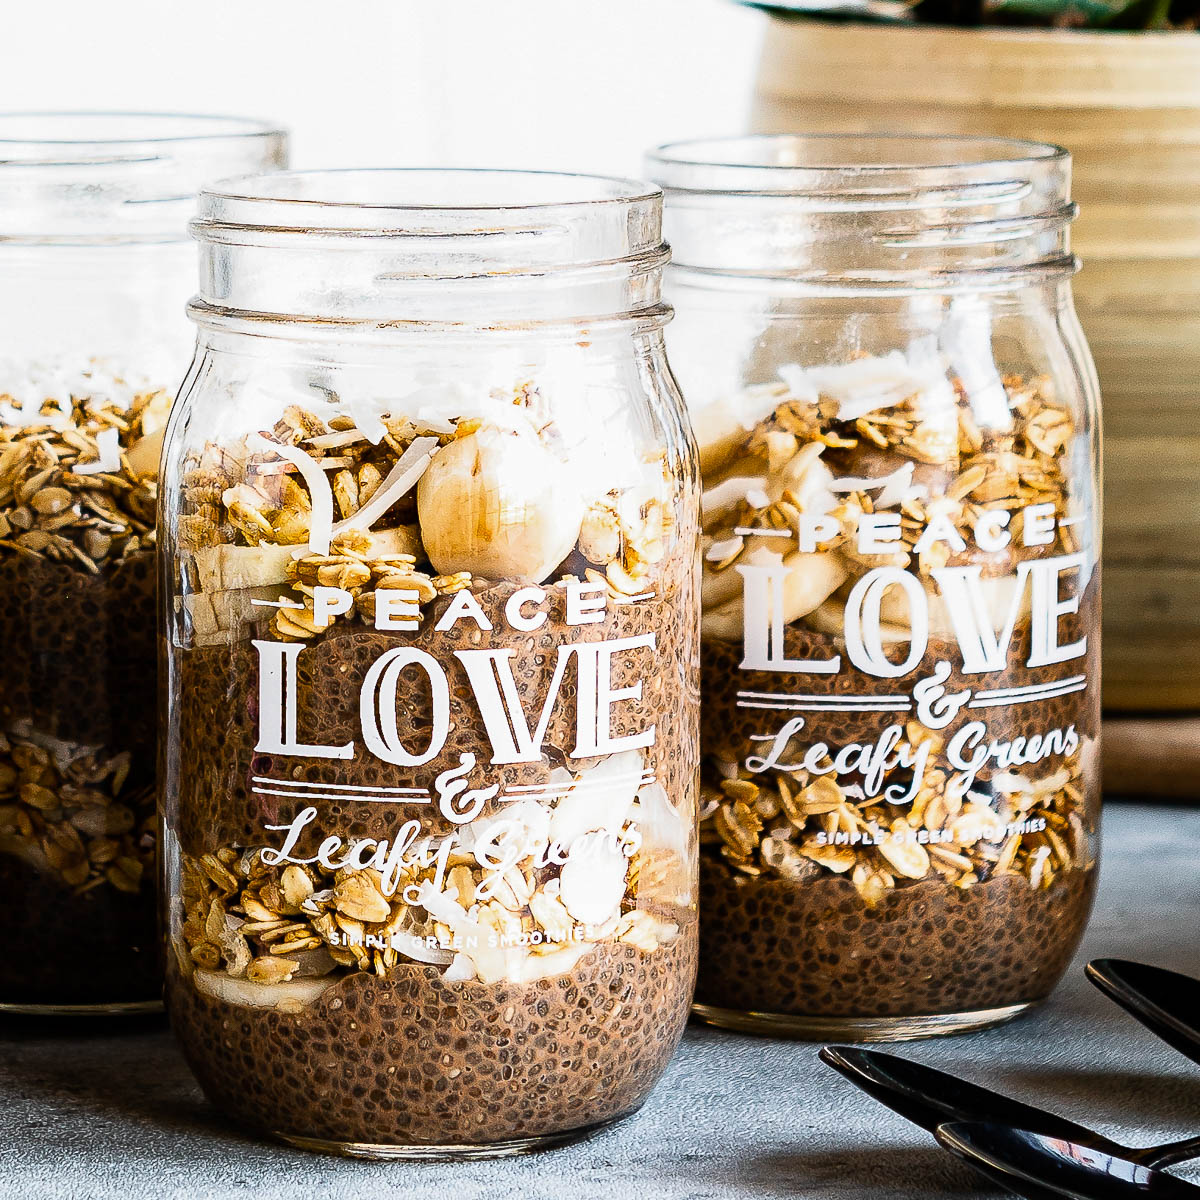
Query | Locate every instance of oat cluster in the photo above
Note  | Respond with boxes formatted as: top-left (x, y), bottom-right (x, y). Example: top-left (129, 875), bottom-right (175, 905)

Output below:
top-left (0, 731), bottom-right (153, 894)
top-left (0, 374), bottom-right (168, 572)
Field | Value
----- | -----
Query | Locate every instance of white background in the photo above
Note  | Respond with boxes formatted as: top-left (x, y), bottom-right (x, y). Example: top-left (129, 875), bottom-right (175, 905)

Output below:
top-left (0, 0), bottom-right (765, 177)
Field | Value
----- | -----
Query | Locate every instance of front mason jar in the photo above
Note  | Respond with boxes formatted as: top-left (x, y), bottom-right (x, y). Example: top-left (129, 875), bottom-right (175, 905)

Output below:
top-left (648, 135), bottom-right (1101, 1041)
top-left (160, 170), bottom-right (700, 1156)
top-left (0, 113), bottom-right (286, 1014)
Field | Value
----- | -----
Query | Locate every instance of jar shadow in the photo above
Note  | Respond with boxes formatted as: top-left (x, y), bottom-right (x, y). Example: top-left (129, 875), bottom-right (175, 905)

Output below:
top-left (0, 1015), bottom-right (254, 1151)
top-left (706, 1145), bottom-right (991, 1198)
top-left (996, 1062), bottom-right (1200, 1128)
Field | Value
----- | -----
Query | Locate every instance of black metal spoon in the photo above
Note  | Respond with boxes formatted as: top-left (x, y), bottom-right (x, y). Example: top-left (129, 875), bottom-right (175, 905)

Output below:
top-left (820, 1046), bottom-right (1200, 1170)
top-left (937, 1121), bottom-right (1200, 1199)
top-left (1087, 960), bottom-right (1200, 1069)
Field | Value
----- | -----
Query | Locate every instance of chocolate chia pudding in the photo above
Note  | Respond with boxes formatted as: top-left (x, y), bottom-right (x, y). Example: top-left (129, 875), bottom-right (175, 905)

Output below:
top-left (176, 582), bottom-right (695, 853)
top-left (693, 355), bottom-right (1100, 1038)
top-left (162, 388), bottom-right (700, 1154)
top-left (0, 363), bottom-right (167, 1011)
top-left (696, 862), bottom-right (1094, 1024)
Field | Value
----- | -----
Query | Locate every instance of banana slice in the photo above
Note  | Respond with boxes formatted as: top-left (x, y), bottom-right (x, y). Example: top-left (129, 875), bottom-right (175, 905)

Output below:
top-left (702, 551), bottom-right (847, 642)
top-left (192, 967), bottom-right (336, 1013)
top-left (876, 572), bottom-right (1030, 640)
top-left (193, 543), bottom-right (295, 592)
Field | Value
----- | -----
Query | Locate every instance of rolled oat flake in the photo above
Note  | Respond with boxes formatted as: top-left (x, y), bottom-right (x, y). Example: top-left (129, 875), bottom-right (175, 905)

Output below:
top-left (649, 134), bottom-right (1101, 1041)
top-left (0, 113), bottom-right (285, 1014)
top-left (160, 169), bottom-right (700, 1155)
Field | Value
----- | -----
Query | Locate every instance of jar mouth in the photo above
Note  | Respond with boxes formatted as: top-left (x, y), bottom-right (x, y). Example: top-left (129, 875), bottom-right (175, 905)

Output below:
top-left (193, 168), bottom-right (663, 253)
top-left (201, 167), bottom-right (659, 216)
top-left (647, 133), bottom-right (1075, 290)
top-left (0, 112), bottom-right (286, 159)
top-left (0, 112), bottom-right (288, 244)
top-left (647, 133), bottom-right (1068, 193)
top-left (189, 169), bottom-right (670, 334)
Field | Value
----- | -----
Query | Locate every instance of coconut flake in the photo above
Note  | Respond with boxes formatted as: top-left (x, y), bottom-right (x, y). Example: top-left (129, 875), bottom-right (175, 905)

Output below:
top-left (829, 461), bottom-right (915, 509)
top-left (391, 932), bottom-right (455, 966)
top-left (456, 798), bottom-right (550, 858)
top-left (443, 953), bottom-right (476, 982)
top-left (701, 475), bottom-right (770, 522)
top-left (304, 430), bottom-right (366, 450)
top-left (411, 408), bottom-right (458, 437)
top-left (342, 392), bottom-right (387, 445)
top-left (249, 434), bottom-right (334, 556)
top-left (548, 750), bottom-right (643, 849)
top-left (331, 435), bottom-right (439, 537)
top-left (991, 772), bottom-right (1034, 795)
top-left (558, 833), bottom-right (628, 927)
top-left (413, 880), bottom-right (511, 984)
top-left (72, 427), bottom-right (121, 475)
top-left (806, 352), bottom-right (939, 422)
top-left (937, 306), bottom-right (1012, 432)
top-left (635, 782), bottom-right (689, 863)
top-left (706, 535), bottom-right (745, 563)
top-left (776, 365), bottom-right (820, 407)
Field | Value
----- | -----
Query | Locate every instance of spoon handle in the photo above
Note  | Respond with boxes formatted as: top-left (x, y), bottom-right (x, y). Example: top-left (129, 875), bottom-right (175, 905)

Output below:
top-left (1141, 1135), bottom-right (1200, 1170)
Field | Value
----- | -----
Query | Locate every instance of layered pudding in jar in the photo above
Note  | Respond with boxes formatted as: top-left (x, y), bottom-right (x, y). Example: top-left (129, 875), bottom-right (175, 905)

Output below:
top-left (694, 349), bottom-right (1099, 1038)
top-left (163, 379), bottom-right (699, 1151)
top-left (0, 360), bottom-right (169, 1010)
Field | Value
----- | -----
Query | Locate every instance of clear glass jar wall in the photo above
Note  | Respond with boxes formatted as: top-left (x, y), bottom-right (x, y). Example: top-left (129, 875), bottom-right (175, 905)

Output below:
top-left (159, 170), bottom-right (700, 1155)
top-left (648, 135), bottom-right (1101, 1040)
top-left (0, 113), bottom-right (286, 1013)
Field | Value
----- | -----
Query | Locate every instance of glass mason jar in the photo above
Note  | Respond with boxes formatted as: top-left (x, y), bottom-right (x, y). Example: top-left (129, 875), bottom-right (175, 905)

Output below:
top-left (647, 135), bottom-right (1100, 1041)
top-left (160, 170), bottom-right (700, 1156)
top-left (0, 113), bottom-right (286, 1014)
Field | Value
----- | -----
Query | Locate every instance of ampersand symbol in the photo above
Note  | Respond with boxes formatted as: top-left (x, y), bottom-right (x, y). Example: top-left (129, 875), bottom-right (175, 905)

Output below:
top-left (913, 660), bottom-right (972, 730)
top-left (434, 753), bottom-right (499, 825)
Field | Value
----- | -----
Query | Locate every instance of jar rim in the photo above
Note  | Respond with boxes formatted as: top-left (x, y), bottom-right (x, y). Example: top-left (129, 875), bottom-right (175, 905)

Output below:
top-left (195, 168), bottom-right (661, 235)
top-left (647, 133), bottom-right (1069, 193)
top-left (0, 112), bottom-right (286, 158)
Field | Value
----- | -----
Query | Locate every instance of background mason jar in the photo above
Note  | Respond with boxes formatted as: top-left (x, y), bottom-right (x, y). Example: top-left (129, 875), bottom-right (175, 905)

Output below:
top-left (648, 134), bottom-right (1101, 1041)
top-left (0, 113), bottom-right (286, 1014)
top-left (159, 169), bottom-right (700, 1156)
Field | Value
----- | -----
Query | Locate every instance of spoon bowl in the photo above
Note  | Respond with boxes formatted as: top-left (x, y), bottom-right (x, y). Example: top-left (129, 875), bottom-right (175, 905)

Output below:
top-left (820, 1046), bottom-right (1113, 1147)
top-left (820, 1046), bottom-right (1200, 1171)
top-left (937, 1121), bottom-right (1200, 1200)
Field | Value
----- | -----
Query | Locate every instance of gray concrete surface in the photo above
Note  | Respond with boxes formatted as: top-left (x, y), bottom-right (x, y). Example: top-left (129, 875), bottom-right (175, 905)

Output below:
top-left (3, 801), bottom-right (1198, 1199)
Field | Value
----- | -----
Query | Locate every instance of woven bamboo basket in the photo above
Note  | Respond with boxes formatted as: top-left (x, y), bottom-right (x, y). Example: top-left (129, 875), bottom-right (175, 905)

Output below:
top-left (753, 19), bottom-right (1200, 710)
